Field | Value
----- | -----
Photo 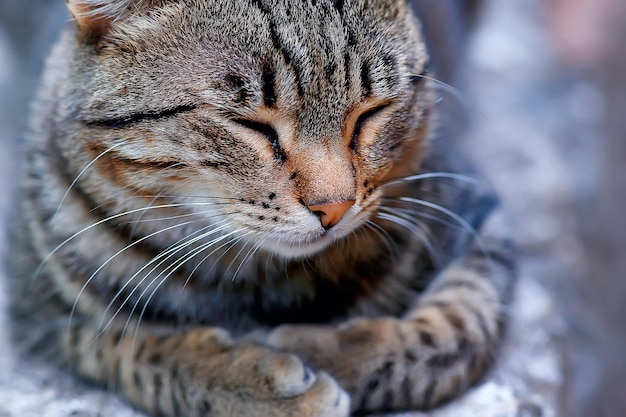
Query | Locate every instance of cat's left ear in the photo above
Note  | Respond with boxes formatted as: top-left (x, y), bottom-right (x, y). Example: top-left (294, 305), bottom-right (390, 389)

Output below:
top-left (66, 0), bottom-right (155, 42)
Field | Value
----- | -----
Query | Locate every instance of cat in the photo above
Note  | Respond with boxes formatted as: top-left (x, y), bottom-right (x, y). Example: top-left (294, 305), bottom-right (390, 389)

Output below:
top-left (7, 0), bottom-right (516, 416)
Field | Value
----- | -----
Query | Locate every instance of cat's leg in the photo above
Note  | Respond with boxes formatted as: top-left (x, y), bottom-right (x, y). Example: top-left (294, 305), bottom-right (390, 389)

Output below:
top-left (63, 322), bottom-right (350, 417)
top-left (266, 208), bottom-right (516, 413)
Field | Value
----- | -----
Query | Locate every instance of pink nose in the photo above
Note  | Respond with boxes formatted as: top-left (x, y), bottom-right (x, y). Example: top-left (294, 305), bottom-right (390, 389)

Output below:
top-left (307, 200), bottom-right (355, 229)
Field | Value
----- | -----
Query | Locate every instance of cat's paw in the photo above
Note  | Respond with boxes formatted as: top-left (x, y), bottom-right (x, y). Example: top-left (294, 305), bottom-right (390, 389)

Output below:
top-left (182, 342), bottom-right (350, 416)
top-left (273, 371), bottom-right (350, 417)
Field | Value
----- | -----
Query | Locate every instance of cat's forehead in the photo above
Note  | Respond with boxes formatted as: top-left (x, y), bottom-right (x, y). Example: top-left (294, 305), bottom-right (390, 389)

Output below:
top-left (188, 0), bottom-right (423, 107)
top-left (90, 0), bottom-right (425, 123)
top-left (109, 0), bottom-right (422, 76)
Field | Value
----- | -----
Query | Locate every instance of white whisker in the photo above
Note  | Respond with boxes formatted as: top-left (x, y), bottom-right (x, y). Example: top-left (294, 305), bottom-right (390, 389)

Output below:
top-left (411, 73), bottom-right (483, 119)
top-left (95, 220), bottom-right (235, 339)
top-left (128, 230), bottom-right (250, 350)
top-left (380, 198), bottom-right (460, 230)
top-left (174, 230), bottom-right (252, 310)
top-left (376, 212), bottom-right (441, 267)
top-left (232, 236), bottom-right (267, 282)
top-left (51, 143), bottom-right (123, 224)
top-left (381, 172), bottom-right (479, 188)
top-left (37, 201), bottom-right (224, 277)
top-left (398, 196), bottom-right (488, 258)
top-left (364, 220), bottom-right (398, 257)
top-left (69, 218), bottom-right (199, 334)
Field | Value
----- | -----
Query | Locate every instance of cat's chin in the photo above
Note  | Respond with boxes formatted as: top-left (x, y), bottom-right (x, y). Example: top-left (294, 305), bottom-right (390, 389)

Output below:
top-left (259, 231), bottom-right (346, 260)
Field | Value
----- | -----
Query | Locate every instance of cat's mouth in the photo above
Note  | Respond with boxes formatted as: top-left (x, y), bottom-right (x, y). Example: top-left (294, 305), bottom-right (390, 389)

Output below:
top-left (251, 201), bottom-right (380, 259)
top-left (266, 234), bottom-right (336, 259)
top-left (257, 220), bottom-right (361, 260)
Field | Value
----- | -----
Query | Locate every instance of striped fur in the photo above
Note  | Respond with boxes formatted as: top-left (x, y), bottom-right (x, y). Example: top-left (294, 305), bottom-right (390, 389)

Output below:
top-left (8, 1), bottom-right (516, 416)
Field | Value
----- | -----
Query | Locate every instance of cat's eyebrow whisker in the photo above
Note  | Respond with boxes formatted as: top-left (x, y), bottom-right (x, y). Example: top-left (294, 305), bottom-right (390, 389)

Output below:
top-left (376, 211), bottom-right (441, 268)
top-left (51, 142), bottom-right (123, 224)
top-left (410, 73), bottom-right (482, 119)
top-left (380, 172), bottom-right (479, 188)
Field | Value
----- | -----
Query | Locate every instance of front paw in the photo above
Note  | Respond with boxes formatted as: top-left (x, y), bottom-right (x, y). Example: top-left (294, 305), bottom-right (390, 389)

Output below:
top-left (180, 343), bottom-right (350, 417)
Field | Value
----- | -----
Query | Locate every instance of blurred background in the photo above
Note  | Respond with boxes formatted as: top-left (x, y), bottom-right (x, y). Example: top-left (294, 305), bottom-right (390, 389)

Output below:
top-left (0, 1), bottom-right (625, 416)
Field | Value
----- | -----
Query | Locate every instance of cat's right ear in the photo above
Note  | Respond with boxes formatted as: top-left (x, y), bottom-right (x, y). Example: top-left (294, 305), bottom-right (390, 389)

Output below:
top-left (66, 0), bottom-right (133, 43)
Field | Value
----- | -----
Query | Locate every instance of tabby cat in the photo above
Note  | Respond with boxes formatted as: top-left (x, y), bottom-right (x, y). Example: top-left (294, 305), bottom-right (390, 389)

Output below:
top-left (8, 0), bottom-right (516, 416)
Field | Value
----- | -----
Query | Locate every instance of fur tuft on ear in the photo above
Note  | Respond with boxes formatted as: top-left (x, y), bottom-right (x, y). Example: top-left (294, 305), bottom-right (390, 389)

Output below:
top-left (66, 0), bottom-right (131, 40)
top-left (67, 0), bottom-right (133, 21)
top-left (66, 0), bottom-right (163, 41)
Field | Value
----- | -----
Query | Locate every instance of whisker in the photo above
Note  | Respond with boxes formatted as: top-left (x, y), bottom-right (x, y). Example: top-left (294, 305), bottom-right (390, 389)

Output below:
top-left (398, 196), bottom-right (488, 258)
top-left (119, 207), bottom-right (222, 225)
top-left (51, 143), bottom-right (123, 223)
top-left (381, 172), bottom-right (479, 188)
top-left (224, 239), bottom-right (253, 281)
top-left (376, 212), bottom-right (441, 267)
top-left (232, 235), bottom-right (268, 282)
top-left (37, 201), bottom-right (224, 277)
top-left (69, 218), bottom-right (199, 334)
top-left (380, 198), bottom-right (460, 230)
top-left (127, 230), bottom-right (250, 350)
top-left (128, 194), bottom-right (161, 241)
top-left (174, 231), bottom-right (252, 311)
top-left (95, 219), bottom-right (235, 338)
top-left (363, 220), bottom-right (399, 257)
top-left (410, 73), bottom-right (483, 119)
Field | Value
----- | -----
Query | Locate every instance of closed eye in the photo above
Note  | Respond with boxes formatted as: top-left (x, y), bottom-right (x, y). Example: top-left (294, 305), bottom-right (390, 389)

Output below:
top-left (350, 104), bottom-right (389, 151)
top-left (233, 118), bottom-right (287, 162)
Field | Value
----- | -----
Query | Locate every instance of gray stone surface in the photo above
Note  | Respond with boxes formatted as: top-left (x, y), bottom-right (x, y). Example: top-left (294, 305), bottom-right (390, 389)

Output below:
top-left (0, 1), bottom-right (575, 416)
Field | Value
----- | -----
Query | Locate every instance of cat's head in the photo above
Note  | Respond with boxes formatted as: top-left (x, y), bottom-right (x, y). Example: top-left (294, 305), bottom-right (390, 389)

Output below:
top-left (64, 0), bottom-right (433, 259)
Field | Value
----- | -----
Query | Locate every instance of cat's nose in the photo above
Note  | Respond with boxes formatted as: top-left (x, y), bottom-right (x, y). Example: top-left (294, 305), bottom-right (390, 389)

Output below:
top-left (307, 200), bottom-right (355, 229)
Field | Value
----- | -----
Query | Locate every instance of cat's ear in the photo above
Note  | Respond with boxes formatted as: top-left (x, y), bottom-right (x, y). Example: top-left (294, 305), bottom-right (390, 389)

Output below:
top-left (66, 0), bottom-right (157, 42)
top-left (66, 0), bottom-right (126, 40)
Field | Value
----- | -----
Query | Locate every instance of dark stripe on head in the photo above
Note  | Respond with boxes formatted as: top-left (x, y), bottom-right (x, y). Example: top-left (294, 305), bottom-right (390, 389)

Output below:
top-left (83, 105), bottom-right (197, 129)
top-left (343, 52), bottom-right (351, 90)
top-left (325, 61), bottom-right (337, 81)
top-left (225, 73), bottom-right (251, 105)
top-left (332, 0), bottom-right (344, 13)
top-left (248, 0), bottom-right (305, 97)
top-left (105, 150), bottom-right (188, 171)
top-left (382, 53), bottom-right (398, 84)
top-left (361, 60), bottom-right (372, 98)
top-left (261, 63), bottom-right (277, 107)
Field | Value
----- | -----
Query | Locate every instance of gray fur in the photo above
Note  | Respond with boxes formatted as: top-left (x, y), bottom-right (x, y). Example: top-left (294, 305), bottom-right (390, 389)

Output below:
top-left (8, 1), bottom-right (516, 416)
